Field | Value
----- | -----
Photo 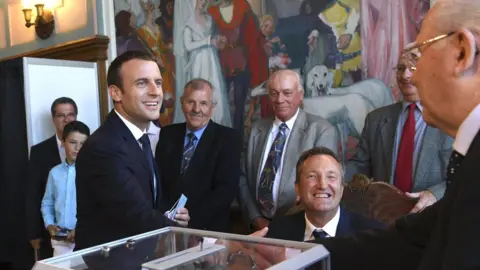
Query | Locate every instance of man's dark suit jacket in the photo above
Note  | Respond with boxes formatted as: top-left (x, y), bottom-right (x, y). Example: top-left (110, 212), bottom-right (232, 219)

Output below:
top-left (266, 209), bottom-right (385, 241)
top-left (25, 135), bottom-right (60, 258)
top-left (75, 111), bottom-right (175, 251)
top-left (310, 131), bottom-right (480, 270)
top-left (155, 121), bottom-right (241, 233)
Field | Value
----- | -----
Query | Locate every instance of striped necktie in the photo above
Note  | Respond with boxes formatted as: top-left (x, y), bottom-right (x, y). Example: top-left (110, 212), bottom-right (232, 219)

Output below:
top-left (181, 133), bottom-right (197, 174)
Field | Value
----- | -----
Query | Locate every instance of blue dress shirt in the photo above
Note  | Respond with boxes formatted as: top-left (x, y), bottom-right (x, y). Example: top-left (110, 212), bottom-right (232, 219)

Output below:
top-left (41, 162), bottom-right (77, 230)
top-left (184, 123), bottom-right (208, 149)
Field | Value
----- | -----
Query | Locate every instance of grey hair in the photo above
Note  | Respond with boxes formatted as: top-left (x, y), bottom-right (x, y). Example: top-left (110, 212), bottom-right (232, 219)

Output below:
top-left (267, 69), bottom-right (305, 93)
top-left (181, 78), bottom-right (217, 106)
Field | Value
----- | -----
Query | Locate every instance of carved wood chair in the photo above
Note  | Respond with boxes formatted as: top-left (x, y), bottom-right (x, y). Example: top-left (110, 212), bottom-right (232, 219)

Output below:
top-left (341, 174), bottom-right (418, 226)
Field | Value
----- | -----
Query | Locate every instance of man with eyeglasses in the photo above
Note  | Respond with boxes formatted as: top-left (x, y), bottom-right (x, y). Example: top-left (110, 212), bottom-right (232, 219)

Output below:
top-left (230, 1), bottom-right (480, 269)
top-left (346, 52), bottom-right (453, 213)
top-left (26, 97), bottom-right (78, 261)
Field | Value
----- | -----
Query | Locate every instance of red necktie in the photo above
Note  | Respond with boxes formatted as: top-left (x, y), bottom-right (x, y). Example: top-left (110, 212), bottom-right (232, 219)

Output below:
top-left (394, 104), bottom-right (416, 193)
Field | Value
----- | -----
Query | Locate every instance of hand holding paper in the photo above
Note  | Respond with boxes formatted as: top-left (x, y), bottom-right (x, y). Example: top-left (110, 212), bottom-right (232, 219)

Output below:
top-left (164, 194), bottom-right (190, 226)
top-left (174, 208), bottom-right (190, 227)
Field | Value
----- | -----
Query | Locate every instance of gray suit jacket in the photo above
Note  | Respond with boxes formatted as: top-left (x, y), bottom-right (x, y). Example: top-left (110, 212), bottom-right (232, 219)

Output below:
top-left (346, 102), bottom-right (453, 199)
top-left (238, 109), bottom-right (338, 222)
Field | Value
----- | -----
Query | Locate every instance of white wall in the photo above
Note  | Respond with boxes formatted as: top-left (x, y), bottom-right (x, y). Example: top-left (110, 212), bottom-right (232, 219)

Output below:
top-left (0, 0), bottom-right (99, 59)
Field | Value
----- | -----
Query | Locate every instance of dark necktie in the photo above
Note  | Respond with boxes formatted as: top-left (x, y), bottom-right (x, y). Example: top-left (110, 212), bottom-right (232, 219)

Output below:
top-left (446, 150), bottom-right (464, 188)
top-left (258, 123), bottom-right (288, 217)
top-left (139, 134), bottom-right (157, 202)
top-left (394, 103), bottom-right (416, 193)
top-left (181, 133), bottom-right (197, 174)
top-left (312, 229), bottom-right (329, 239)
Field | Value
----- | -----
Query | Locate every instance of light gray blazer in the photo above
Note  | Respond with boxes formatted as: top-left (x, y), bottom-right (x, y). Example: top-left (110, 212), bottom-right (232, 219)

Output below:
top-left (238, 110), bottom-right (339, 222)
top-left (346, 102), bottom-right (453, 199)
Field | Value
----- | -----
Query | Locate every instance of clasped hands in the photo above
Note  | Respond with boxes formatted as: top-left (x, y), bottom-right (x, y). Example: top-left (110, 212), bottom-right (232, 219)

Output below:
top-left (47, 225), bottom-right (75, 242)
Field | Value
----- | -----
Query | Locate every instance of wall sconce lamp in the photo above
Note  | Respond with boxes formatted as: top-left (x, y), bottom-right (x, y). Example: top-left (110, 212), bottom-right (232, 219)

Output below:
top-left (22, 4), bottom-right (55, 40)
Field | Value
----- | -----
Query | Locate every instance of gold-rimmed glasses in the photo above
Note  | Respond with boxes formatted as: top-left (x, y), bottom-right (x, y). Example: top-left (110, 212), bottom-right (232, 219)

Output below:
top-left (399, 32), bottom-right (455, 72)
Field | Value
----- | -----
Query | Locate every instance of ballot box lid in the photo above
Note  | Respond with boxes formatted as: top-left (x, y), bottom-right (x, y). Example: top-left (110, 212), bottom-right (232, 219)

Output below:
top-left (32, 226), bottom-right (330, 270)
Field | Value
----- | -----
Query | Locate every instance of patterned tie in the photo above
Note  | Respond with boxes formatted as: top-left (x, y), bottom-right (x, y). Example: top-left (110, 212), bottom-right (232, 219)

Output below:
top-left (181, 133), bottom-right (197, 174)
top-left (258, 123), bottom-right (288, 217)
top-left (394, 104), bottom-right (416, 193)
top-left (139, 134), bottom-right (158, 202)
top-left (446, 150), bottom-right (464, 189)
top-left (312, 229), bottom-right (329, 239)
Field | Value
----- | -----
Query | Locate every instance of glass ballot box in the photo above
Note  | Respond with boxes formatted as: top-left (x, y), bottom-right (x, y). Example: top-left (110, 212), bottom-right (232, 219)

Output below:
top-left (32, 227), bottom-right (330, 270)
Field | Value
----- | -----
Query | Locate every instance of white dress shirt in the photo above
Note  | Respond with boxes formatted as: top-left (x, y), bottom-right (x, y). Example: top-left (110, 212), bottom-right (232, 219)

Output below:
top-left (147, 122), bottom-right (161, 156)
top-left (453, 104), bottom-right (480, 155)
top-left (257, 109), bottom-right (300, 210)
top-left (304, 207), bottom-right (341, 241)
top-left (56, 134), bottom-right (66, 163)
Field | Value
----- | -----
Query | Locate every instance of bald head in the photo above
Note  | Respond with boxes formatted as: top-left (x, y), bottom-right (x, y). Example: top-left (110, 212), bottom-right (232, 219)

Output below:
top-left (409, 0), bottom-right (480, 137)
top-left (429, 0), bottom-right (480, 34)
top-left (267, 69), bottom-right (304, 122)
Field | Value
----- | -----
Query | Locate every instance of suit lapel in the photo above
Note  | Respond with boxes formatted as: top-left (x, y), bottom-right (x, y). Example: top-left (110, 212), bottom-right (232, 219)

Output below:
top-left (251, 121), bottom-right (271, 191)
top-left (170, 123), bottom-right (187, 184)
top-left (413, 126), bottom-right (440, 189)
top-left (46, 135), bottom-right (62, 164)
top-left (109, 112), bottom-right (150, 179)
top-left (380, 103), bottom-right (402, 184)
top-left (335, 209), bottom-right (353, 237)
top-left (277, 111), bottom-right (307, 213)
top-left (291, 211), bottom-right (307, 241)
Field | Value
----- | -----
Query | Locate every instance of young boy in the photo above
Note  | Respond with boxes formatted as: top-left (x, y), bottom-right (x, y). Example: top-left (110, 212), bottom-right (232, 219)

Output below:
top-left (41, 121), bottom-right (90, 256)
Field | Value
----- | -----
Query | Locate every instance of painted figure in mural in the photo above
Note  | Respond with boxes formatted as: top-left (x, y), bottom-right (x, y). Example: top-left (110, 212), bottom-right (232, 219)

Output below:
top-left (137, 1), bottom-right (176, 126)
top-left (309, 0), bottom-right (361, 87)
top-left (155, 0), bottom-right (175, 43)
top-left (361, 0), bottom-right (429, 100)
top-left (259, 15), bottom-right (291, 73)
top-left (173, 0), bottom-right (232, 127)
top-left (208, 0), bottom-right (269, 134)
top-left (115, 10), bottom-right (145, 55)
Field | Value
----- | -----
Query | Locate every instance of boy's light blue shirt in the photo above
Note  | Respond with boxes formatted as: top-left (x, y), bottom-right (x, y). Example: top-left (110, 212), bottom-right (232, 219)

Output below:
top-left (41, 161), bottom-right (77, 230)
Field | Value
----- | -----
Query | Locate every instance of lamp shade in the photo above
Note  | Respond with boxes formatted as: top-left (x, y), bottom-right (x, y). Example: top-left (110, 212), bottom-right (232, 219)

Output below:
top-left (22, 8), bottom-right (32, 23)
top-left (35, 4), bottom-right (45, 17)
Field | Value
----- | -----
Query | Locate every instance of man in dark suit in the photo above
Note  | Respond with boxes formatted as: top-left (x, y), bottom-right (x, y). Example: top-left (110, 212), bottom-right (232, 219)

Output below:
top-left (25, 97), bottom-right (78, 260)
top-left (346, 54), bottom-right (453, 213)
top-left (75, 51), bottom-right (190, 254)
top-left (156, 78), bottom-right (241, 233)
top-left (267, 147), bottom-right (384, 242)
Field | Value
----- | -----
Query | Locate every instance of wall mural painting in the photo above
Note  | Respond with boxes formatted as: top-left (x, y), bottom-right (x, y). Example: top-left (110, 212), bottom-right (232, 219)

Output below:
top-left (113, 0), bottom-right (429, 159)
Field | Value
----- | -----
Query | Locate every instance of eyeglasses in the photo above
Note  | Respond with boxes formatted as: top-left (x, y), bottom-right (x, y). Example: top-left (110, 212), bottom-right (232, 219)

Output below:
top-left (55, 113), bottom-right (76, 120)
top-left (399, 32), bottom-right (455, 72)
top-left (400, 31), bottom-right (479, 72)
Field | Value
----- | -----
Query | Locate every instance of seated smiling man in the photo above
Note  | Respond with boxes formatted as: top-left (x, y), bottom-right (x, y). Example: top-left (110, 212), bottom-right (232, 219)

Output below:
top-left (266, 147), bottom-right (385, 241)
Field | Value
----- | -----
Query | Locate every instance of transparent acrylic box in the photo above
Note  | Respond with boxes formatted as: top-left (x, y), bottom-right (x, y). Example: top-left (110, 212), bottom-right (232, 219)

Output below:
top-left (32, 227), bottom-right (330, 270)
